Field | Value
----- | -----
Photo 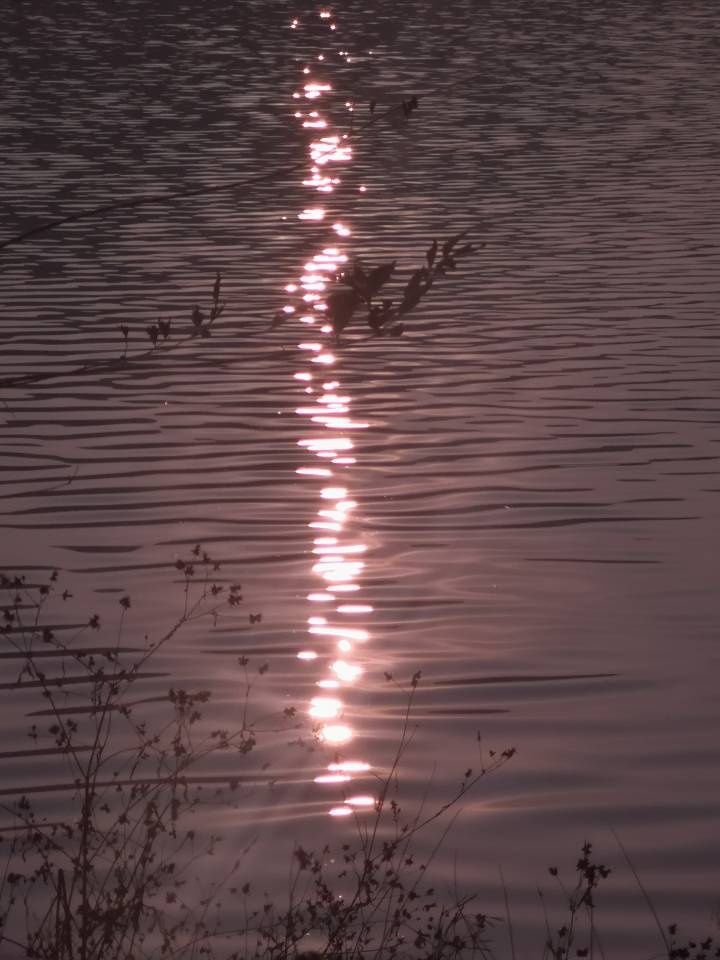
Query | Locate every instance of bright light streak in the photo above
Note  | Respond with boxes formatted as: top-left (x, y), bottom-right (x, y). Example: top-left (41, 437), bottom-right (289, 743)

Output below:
top-left (329, 761), bottom-right (370, 773)
top-left (331, 660), bottom-right (363, 682)
top-left (298, 208), bottom-right (325, 220)
top-left (296, 467), bottom-right (333, 477)
top-left (347, 795), bottom-right (375, 807)
top-left (320, 724), bottom-right (353, 744)
top-left (309, 697), bottom-right (343, 719)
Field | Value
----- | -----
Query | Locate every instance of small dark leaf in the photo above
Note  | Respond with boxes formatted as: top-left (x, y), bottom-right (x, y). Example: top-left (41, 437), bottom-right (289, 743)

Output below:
top-left (327, 288), bottom-right (361, 335)
top-left (442, 230), bottom-right (469, 258)
top-left (366, 261), bottom-right (396, 298)
top-left (426, 240), bottom-right (438, 268)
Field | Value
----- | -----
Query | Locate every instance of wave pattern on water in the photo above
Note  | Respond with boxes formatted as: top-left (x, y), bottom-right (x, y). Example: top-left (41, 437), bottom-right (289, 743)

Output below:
top-left (1, 0), bottom-right (720, 953)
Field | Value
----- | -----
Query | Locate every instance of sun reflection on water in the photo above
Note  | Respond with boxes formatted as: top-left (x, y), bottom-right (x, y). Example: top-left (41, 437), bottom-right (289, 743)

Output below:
top-left (284, 7), bottom-right (377, 817)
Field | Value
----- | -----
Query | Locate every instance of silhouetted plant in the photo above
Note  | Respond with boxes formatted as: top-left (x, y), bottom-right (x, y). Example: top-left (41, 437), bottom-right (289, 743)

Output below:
top-left (141, 270), bottom-right (225, 351)
top-left (332, 233), bottom-right (478, 339)
top-left (0, 275), bottom-right (227, 391)
top-left (539, 843), bottom-right (611, 960)
top-left (222, 673), bottom-right (514, 960)
top-left (1, 568), bottom-right (709, 958)
top-left (0, 549), bottom-right (295, 960)
top-left (272, 235), bottom-right (479, 341)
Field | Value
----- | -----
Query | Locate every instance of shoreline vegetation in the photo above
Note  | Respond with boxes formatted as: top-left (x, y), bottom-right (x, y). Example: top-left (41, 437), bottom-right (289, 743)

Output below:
top-left (0, 561), bottom-right (715, 959)
top-left (0, 231), bottom-right (477, 392)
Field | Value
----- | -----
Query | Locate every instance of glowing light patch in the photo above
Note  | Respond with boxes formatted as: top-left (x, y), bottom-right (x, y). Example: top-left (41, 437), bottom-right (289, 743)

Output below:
top-left (329, 761), bottom-right (370, 773)
top-left (320, 723), bottom-right (353, 744)
top-left (315, 564), bottom-right (365, 584)
top-left (315, 774), bottom-right (350, 784)
top-left (297, 405), bottom-right (329, 415)
top-left (294, 372), bottom-right (312, 381)
top-left (308, 592), bottom-right (335, 602)
top-left (316, 543), bottom-right (366, 556)
top-left (299, 438), bottom-right (353, 451)
top-left (321, 486), bottom-right (347, 500)
top-left (319, 393), bottom-right (350, 404)
top-left (304, 82), bottom-right (332, 100)
top-left (296, 467), bottom-right (332, 477)
top-left (331, 660), bottom-right (363, 682)
top-left (317, 679), bottom-right (340, 689)
top-left (297, 650), bottom-right (318, 661)
top-left (310, 697), bottom-right (343, 719)
top-left (347, 795), bottom-right (375, 807)
top-left (329, 806), bottom-right (353, 817)
top-left (337, 604), bottom-right (373, 614)
top-left (298, 208), bottom-right (325, 220)
top-left (319, 509), bottom-right (358, 526)
top-left (318, 416), bottom-right (369, 429)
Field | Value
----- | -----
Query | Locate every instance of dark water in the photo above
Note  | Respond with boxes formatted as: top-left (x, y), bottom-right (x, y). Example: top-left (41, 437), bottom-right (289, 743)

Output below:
top-left (2, 0), bottom-right (720, 953)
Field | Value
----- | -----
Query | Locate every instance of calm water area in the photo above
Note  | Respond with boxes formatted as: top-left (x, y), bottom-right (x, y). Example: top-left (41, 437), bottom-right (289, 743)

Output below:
top-left (2, 0), bottom-right (720, 953)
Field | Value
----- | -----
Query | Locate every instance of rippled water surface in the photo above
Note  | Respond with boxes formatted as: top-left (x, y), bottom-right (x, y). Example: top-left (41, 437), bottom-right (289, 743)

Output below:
top-left (2, 0), bottom-right (720, 953)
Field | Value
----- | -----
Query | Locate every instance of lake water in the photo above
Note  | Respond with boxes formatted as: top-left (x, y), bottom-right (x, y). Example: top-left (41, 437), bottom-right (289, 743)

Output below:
top-left (2, 0), bottom-right (720, 954)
